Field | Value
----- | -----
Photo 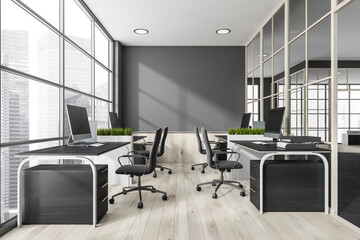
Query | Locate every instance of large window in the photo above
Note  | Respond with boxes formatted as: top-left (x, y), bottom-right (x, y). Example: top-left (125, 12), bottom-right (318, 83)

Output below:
top-left (0, 0), bottom-right (113, 224)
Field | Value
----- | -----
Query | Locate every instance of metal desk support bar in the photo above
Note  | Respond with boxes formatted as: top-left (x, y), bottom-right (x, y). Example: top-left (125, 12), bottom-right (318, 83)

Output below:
top-left (259, 152), bottom-right (329, 215)
top-left (17, 156), bottom-right (98, 228)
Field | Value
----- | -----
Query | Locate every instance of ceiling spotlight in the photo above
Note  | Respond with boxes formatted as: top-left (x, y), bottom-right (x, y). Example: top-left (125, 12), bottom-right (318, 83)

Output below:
top-left (216, 28), bottom-right (231, 35)
top-left (134, 29), bottom-right (149, 35)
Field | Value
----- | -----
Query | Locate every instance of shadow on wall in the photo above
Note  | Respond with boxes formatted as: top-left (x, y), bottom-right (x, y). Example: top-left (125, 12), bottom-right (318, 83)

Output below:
top-left (123, 47), bottom-right (245, 131)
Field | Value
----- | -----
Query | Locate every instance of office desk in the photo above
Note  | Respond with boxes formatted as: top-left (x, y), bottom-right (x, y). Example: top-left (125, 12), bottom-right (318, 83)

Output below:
top-left (215, 135), bottom-right (227, 141)
top-left (133, 135), bottom-right (147, 142)
top-left (231, 140), bottom-right (331, 215)
top-left (17, 142), bottom-right (129, 228)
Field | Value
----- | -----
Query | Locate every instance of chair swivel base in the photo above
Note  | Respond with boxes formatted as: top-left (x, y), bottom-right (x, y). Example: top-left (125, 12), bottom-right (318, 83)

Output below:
top-left (191, 162), bottom-right (208, 173)
top-left (109, 176), bottom-right (167, 208)
top-left (153, 165), bottom-right (172, 177)
top-left (196, 171), bottom-right (245, 199)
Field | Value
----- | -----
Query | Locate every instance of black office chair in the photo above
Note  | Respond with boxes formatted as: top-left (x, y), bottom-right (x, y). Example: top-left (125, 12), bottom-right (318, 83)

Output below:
top-left (132, 127), bottom-right (172, 178)
top-left (196, 127), bottom-right (246, 199)
top-left (191, 126), bottom-right (223, 173)
top-left (109, 128), bottom-right (167, 209)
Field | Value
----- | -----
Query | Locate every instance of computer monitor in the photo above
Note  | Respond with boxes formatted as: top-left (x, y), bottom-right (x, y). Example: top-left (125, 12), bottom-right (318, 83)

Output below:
top-left (109, 112), bottom-right (120, 128)
top-left (66, 105), bottom-right (92, 141)
top-left (240, 113), bottom-right (251, 128)
top-left (264, 107), bottom-right (285, 140)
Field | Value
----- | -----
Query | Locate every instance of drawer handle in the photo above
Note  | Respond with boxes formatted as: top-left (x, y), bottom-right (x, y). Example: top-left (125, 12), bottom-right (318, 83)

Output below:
top-left (250, 175), bottom-right (256, 180)
top-left (250, 187), bottom-right (256, 193)
top-left (101, 196), bottom-right (108, 203)
top-left (102, 182), bottom-right (108, 188)
top-left (101, 168), bottom-right (108, 173)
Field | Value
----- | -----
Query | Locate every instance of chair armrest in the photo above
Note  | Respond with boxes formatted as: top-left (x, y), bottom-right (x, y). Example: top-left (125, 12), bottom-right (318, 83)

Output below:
top-left (118, 154), bottom-right (146, 166)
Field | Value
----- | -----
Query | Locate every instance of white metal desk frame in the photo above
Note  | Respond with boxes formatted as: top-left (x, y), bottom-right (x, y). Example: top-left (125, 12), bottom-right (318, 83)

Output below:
top-left (259, 152), bottom-right (329, 215)
top-left (17, 156), bottom-right (99, 228)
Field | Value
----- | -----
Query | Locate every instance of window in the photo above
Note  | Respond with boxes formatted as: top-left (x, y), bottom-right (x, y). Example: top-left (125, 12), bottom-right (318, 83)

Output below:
top-left (0, 0), bottom-right (113, 225)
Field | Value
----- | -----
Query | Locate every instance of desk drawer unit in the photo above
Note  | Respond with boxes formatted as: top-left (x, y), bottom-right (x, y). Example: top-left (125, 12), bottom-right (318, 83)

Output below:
top-left (250, 160), bottom-right (326, 212)
top-left (23, 164), bottom-right (108, 224)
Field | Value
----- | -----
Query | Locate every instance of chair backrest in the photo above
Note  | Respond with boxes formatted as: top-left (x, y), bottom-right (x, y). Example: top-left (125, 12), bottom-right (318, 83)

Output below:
top-left (194, 126), bottom-right (204, 154)
top-left (157, 127), bottom-right (168, 156)
top-left (148, 128), bottom-right (162, 172)
top-left (201, 127), bottom-right (215, 167)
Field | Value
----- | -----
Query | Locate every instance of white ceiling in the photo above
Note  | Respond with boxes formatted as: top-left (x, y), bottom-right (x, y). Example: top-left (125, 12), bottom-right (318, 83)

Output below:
top-left (83, 0), bottom-right (284, 46)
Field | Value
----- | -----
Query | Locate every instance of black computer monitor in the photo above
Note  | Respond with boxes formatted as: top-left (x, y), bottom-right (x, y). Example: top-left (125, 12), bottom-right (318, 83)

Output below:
top-left (240, 113), bottom-right (251, 128)
top-left (66, 105), bottom-right (92, 141)
top-left (109, 112), bottom-right (120, 128)
top-left (264, 107), bottom-right (285, 140)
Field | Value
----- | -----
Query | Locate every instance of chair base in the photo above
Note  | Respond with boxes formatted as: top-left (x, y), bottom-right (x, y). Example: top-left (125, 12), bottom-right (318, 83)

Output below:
top-left (153, 165), bottom-right (172, 177)
top-left (191, 162), bottom-right (208, 173)
top-left (109, 176), bottom-right (167, 208)
top-left (196, 170), bottom-right (245, 198)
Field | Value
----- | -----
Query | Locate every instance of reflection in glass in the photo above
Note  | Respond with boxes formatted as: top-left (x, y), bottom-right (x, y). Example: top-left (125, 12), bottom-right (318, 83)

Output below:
top-left (264, 59), bottom-right (272, 97)
top-left (273, 49), bottom-right (284, 88)
top-left (95, 64), bottom-right (109, 100)
top-left (289, 0), bottom-right (305, 40)
top-left (95, 99), bottom-right (109, 128)
top-left (253, 68), bottom-right (260, 100)
top-left (273, 5), bottom-right (284, 52)
top-left (0, 71), bottom-right (60, 143)
top-left (1, 0), bottom-right (60, 83)
top-left (65, 0), bottom-right (91, 53)
top-left (65, 41), bottom-right (91, 94)
top-left (21, 0), bottom-right (59, 28)
top-left (308, 0), bottom-right (331, 27)
top-left (263, 20), bottom-right (272, 59)
top-left (95, 26), bottom-right (109, 67)
top-left (253, 34), bottom-right (261, 68)
top-left (308, 16), bottom-right (331, 79)
top-left (290, 34), bottom-right (305, 73)
top-left (247, 42), bottom-right (253, 73)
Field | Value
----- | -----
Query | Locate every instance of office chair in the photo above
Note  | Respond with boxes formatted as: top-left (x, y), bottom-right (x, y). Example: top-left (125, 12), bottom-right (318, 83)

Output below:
top-left (109, 128), bottom-right (167, 209)
top-left (132, 127), bottom-right (172, 178)
top-left (196, 127), bottom-right (246, 199)
top-left (191, 126), bottom-right (224, 173)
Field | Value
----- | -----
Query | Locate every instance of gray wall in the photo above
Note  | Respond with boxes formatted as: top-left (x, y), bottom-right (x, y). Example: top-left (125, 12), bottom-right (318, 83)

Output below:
top-left (122, 46), bottom-right (245, 131)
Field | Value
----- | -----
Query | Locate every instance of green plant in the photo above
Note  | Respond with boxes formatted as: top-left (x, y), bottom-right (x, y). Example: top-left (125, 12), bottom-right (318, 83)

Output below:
top-left (227, 127), bottom-right (265, 135)
top-left (97, 128), bottom-right (132, 136)
top-left (124, 128), bottom-right (132, 136)
top-left (228, 128), bottom-right (236, 135)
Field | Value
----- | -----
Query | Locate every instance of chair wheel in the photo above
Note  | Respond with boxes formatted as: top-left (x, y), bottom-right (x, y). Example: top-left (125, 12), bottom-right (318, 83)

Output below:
top-left (212, 183), bottom-right (216, 186)
top-left (123, 191), bottom-right (127, 195)
top-left (162, 195), bottom-right (167, 201)
top-left (239, 184), bottom-right (243, 189)
top-left (227, 169), bottom-right (231, 172)
top-left (138, 202), bottom-right (143, 209)
top-left (151, 189), bottom-right (156, 193)
top-left (153, 173), bottom-right (157, 178)
top-left (201, 169), bottom-right (205, 174)
top-left (196, 186), bottom-right (201, 191)
top-left (212, 193), bottom-right (218, 199)
top-left (240, 191), bottom-right (246, 197)
top-left (160, 168), bottom-right (164, 171)
top-left (168, 170), bottom-right (172, 174)
top-left (109, 198), bottom-right (114, 204)
top-left (191, 166), bottom-right (195, 170)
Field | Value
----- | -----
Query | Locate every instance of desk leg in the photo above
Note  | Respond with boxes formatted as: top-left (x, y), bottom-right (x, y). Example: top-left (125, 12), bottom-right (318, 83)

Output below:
top-left (17, 156), bottom-right (98, 228)
top-left (259, 152), bottom-right (329, 215)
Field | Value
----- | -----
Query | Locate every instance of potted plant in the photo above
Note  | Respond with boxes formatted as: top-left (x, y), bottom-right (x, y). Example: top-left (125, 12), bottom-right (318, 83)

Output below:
top-left (97, 127), bottom-right (133, 143)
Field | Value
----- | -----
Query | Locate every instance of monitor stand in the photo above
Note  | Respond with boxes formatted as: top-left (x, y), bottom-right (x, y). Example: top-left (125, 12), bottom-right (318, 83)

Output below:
top-left (67, 135), bottom-right (88, 147)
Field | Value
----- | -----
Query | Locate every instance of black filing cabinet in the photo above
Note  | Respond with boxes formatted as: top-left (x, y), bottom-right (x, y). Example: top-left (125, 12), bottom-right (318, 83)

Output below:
top-left (23, 164), bottom-right (108, 224)
top-left (250, 160), bottom-right (326, 212)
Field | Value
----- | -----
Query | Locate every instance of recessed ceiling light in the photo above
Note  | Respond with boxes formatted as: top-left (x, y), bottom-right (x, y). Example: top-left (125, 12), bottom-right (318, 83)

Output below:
top-left (216, 28), bottom-right (231, 35)
top-left (134, 29), bottom-right (149, 35)
top-left (259, 53), bottom-right (269, 57)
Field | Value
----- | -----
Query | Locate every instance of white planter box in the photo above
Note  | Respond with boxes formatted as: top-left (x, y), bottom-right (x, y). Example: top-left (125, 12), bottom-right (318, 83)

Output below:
top-left (92, 135), bottom-right (134, 186)
top-left (227, 134), bottom-right (270, 180)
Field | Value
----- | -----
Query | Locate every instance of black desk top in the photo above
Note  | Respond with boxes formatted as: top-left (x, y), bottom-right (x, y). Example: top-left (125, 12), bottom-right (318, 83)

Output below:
top-left (215, 135), bottom-right (228, 141)
top-left (17, 142), bottom-right (130, 157)
top-left (133, 136), bottom-right (147, 142)
top-left (231, 140), bottom-right (331, 153)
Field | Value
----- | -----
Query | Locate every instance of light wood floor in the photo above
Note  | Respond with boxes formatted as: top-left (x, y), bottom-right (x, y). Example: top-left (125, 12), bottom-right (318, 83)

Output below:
top-left (3, 162), bottom-right (360, 240)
